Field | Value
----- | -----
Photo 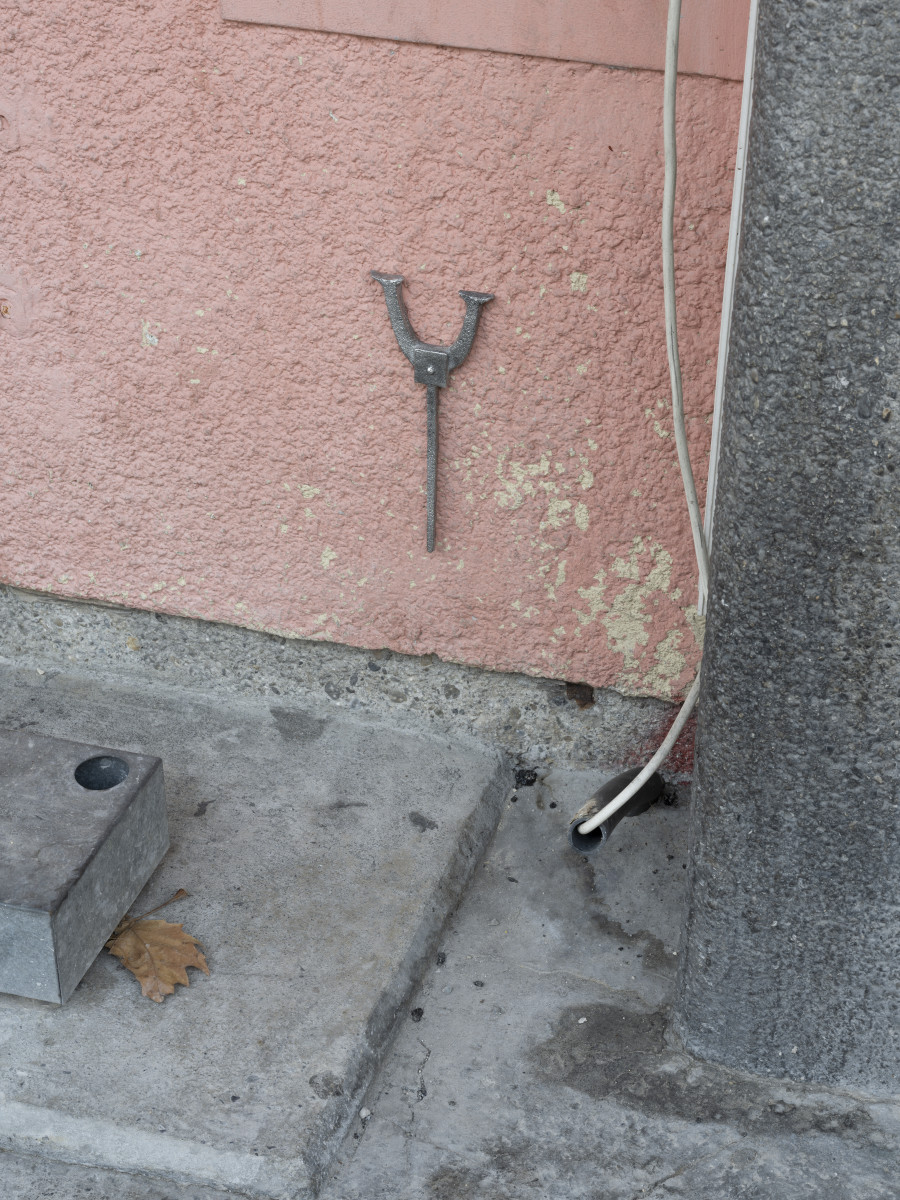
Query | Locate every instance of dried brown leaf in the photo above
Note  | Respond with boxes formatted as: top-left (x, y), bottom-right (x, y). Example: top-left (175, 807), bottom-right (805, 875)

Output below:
top-left (108, 888), bottom-right (190, 941)
top-left (106, 892), bottom-right (208, 1002)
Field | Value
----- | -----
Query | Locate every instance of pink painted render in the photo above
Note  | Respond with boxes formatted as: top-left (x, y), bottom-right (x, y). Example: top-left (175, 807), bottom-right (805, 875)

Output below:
top-left (223, 0), bottom-right (751, 81)
top-left (0, 0), bottom-right (741, 699)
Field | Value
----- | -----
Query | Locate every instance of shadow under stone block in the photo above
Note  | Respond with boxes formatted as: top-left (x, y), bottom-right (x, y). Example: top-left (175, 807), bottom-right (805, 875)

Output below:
top-left (0, 730), bottom-right (167, 1004)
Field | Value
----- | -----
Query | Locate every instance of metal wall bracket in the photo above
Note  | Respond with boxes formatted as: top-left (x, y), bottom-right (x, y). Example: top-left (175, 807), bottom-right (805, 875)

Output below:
top-left (371, 272), bottom-right (493, 552)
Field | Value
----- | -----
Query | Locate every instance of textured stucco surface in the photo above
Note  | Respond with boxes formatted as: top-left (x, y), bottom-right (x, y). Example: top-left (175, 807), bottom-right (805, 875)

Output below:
top-left (0, 0), bottom-right (739, 697)
top-left (675, 0), bottom-right (900, 1093)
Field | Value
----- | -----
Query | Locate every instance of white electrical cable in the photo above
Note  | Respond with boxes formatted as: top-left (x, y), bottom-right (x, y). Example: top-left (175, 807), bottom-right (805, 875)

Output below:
top-left (577, 0), bottom-right (710, 838)
top-left (661, 0), bottom-right (710, 598)
top-left (700, 0), bottom-right (761, 611)
top-left (579, 673), bottom-right (701, 833)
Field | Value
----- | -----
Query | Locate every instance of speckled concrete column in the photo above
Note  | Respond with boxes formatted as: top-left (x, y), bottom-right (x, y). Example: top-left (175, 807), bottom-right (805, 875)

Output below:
top-left (674, 0), bottom-right (900, 1094)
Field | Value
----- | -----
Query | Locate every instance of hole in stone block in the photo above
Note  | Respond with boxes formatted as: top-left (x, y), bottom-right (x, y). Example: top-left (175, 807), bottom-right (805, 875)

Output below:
top-left (74, 755), bottom-right (129, 790)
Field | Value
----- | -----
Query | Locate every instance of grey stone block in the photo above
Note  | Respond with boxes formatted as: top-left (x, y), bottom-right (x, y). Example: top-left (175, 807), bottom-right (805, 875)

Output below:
top-left (675, 0), bottom-right (900, 1092)
top-left (0, 730), bottom-right (167, 1004)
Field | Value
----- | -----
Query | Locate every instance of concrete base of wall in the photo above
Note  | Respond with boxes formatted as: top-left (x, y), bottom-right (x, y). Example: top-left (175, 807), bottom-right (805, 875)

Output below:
top-left (0, 586), bottom-right (682, 777)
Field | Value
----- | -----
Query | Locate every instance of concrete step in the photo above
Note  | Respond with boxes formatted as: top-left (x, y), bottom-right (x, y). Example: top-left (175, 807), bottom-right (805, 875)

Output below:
top-left (0, 664), bottom-right (507, 1197)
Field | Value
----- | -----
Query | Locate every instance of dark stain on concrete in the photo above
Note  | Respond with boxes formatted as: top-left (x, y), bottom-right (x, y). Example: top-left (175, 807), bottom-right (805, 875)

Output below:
top-left (590, 909), bottom-right (673, 978)
top-left (530, 1003), bottom-right (883, 1146)
top-left (566, 845), bottom-right (674, 980)
top-left (428, 1161), bottom-right (516, 1200)
top-left (270, 706), bottom-right (327, 743)
top-left (308, 1071), bottom-right (344, 1099)
top-left (409, 811), bottom-right (438, 831)
top-left (427, 1132), bottom-right (589, 1199)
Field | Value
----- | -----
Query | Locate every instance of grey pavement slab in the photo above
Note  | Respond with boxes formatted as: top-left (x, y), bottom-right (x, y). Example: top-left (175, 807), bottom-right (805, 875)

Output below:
top-left (320, 770), bottom-right (900, 1200)
top-left (0, 664), bottom-right (507, 1197)
top-left (0, 730), bottom-right (167, 1004)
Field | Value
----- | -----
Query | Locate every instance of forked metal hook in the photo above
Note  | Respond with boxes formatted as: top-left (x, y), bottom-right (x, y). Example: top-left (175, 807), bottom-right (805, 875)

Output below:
top-left (371, 272), bottom-right (493, 552)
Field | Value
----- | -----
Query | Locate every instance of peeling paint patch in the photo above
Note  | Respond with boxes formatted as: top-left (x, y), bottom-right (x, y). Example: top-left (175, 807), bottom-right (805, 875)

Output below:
top-left (546, 189), bottom-right (566, 213)
top-left (321, 546), bottom-right (337, 569)
top-left (574, 538), bottom-right (684, 692)
top-left (646, 408), bottom-right (671, 438)
top-left (494, 450), bottom-right (552, 511)
top-left (569, 271), bottom-right (588, 293)
top-left (540, 498), bottom-right (571, 531)
top-left (685, 605), bottom-right (706, 648)
top-left (574, 567), bottom-right (608, 626)
top-left (573, 502), bottom-right (589, 531)
top-left (544, 560), bottom-right (566, 601)
top-left (643, 627), bottom-right (686, 697)
top-left (612, 545), bottom-right (642, 580)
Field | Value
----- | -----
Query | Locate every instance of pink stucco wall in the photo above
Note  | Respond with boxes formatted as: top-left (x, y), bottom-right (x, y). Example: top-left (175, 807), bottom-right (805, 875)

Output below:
top-left (0, 1), bottom-right (741, 699)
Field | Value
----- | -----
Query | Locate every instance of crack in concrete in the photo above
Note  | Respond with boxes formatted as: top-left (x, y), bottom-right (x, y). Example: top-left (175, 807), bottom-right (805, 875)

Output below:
top-left (415, 1039), bottom-right (432, 1104)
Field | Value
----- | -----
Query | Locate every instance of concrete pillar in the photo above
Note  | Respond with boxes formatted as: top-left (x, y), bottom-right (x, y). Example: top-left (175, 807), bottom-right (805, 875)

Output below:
top-left (674, 0), bottom-right (900, 1094)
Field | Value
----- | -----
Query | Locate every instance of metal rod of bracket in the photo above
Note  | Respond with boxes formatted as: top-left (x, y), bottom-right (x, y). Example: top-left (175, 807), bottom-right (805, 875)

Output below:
top-left (426, 385), bottom-right (439, 553)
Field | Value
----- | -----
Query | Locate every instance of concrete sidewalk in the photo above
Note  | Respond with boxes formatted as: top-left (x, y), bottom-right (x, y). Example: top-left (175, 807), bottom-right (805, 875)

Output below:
top-left (5, 764), bottom-right (897, 1199)
top-left (0, 663), bottom-right (507, 1196)
top-left (0, 645), bottom-right (897, 1199)
top-left (319, 773), bottom-right (900, 1199)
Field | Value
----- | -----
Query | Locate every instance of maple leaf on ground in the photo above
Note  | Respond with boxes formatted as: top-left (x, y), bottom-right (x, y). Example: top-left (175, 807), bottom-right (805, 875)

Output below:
top-left (105, 889), bottom-right (210, 1003)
